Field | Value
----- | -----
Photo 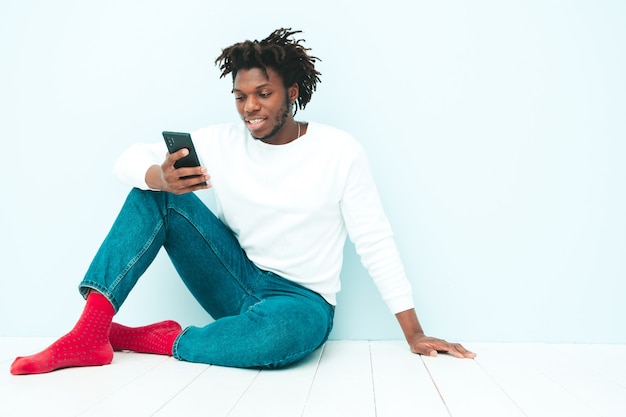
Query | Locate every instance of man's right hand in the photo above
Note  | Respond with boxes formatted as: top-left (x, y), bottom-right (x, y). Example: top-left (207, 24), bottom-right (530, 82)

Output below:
top-left (145, 149), bottom-right (211, 194)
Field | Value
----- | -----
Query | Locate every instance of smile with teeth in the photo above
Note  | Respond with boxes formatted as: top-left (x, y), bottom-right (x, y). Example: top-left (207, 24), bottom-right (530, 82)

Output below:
top-left (246, 118), bottom-right (267, 132)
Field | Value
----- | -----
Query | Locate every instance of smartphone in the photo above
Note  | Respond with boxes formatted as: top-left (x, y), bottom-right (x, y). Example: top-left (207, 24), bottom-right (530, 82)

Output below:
top-left (162, 131), bottom-right (207, 185)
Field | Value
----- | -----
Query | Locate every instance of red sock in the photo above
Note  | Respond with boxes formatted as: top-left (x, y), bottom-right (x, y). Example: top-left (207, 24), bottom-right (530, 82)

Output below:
top-left (10, 292), bottom-right (114, 375)
top-left (109, 320), bottom-right (182, 355)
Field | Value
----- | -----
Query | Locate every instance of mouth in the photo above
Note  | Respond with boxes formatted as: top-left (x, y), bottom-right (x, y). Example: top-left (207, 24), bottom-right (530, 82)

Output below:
top-left (245, 117), bottom-right (267, 132)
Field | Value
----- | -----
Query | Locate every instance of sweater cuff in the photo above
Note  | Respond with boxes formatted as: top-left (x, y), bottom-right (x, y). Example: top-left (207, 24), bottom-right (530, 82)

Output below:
top-left (385, 294), bottom-right (415, 315)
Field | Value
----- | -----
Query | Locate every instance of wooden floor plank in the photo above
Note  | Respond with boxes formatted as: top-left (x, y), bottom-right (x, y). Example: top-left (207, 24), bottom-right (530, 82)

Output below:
top-left (554, 344), bottom-right (626, 387)
top-left (422, 350), bottom-right (526, 417)
top-left (302, 341), bottom-right (376, 417)
top-left (521, 344), bottom-right (626, 417)
top-left (370, 341), bottom-right (449, 417)
top-left (79, 356), bottom-right (210, 417)
top-left (228, 347), bottom-right (324, 417)
top-left (470, 343), bottom-right (601, 417)
top-left (153, 365), bottom-right (260, 417)
top-left (1, 352), bottom-right (169, 417)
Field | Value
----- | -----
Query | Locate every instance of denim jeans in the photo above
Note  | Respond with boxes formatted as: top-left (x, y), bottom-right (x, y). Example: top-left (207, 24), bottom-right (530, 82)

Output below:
top-left (79, 188), bottom-right (334, 369)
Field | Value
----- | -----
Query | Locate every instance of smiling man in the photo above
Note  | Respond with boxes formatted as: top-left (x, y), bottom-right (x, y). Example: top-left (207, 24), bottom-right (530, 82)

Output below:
top-left (11, 28), bottom-right (474, 376)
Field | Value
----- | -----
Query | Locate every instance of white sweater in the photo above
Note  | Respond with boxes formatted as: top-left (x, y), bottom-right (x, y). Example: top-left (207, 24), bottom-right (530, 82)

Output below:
top-left (114, 122), bottom-right (414, 314)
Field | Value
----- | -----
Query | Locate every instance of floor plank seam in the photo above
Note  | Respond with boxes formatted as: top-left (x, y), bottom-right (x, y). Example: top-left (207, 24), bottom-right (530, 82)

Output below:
top-left (473, 357), bottom-right (529, 417)
top-left (225, 368), bottom-right (262, 417)
top-left (368, 342), bottom-right (378, 417)
top-left (420, 356), bottom-right (453, 417)
top-left (299, 342), bottom-right (326, 417)
top-left (555, 344), bottom-right (626, 390)
top-left (151, 363), bottom-right (214, 416)
top-left (77, 354), bottom-right (171, 416)
top-left (525, 353), bottom-right (607, 417)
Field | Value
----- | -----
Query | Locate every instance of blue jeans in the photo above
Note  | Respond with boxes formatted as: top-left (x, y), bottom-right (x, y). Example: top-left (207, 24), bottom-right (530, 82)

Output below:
top-left (79, 188), bottom-right (334, 369)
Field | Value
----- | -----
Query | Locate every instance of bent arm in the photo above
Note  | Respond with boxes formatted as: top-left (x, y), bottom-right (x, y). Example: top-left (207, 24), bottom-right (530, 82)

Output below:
top-left (115, 142), bottom-right (209, 194)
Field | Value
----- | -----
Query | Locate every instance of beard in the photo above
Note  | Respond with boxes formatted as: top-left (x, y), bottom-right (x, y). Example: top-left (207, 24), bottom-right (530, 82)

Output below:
top-left (250, 95), bottom-right (291, 141)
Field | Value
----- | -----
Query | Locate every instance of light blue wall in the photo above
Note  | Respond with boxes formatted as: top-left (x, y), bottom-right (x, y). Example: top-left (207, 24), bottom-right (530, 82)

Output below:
top-left (1, 0), bottom-right (625, 343)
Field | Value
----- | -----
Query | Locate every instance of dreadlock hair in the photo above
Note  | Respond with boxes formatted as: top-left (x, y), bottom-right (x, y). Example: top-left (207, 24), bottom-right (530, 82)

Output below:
top-left (215, 28), bottom-right (321, 115)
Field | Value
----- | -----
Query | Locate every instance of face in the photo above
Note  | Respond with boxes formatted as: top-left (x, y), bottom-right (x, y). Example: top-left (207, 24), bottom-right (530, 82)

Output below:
top-left (233, 67), bottom-right (298, 144)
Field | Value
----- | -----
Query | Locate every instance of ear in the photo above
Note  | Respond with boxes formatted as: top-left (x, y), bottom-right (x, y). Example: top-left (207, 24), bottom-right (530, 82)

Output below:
top-left (288, 83), bottom-right (299, 104)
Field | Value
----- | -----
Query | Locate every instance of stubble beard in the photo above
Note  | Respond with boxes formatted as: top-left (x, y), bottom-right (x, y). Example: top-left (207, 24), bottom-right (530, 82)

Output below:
top-left (250, 95), bottom-right (291, 141)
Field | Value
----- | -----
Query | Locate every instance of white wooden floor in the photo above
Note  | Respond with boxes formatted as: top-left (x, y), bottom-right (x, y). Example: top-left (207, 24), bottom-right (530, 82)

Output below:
top-left (1, 339), bottom-right (625, 417)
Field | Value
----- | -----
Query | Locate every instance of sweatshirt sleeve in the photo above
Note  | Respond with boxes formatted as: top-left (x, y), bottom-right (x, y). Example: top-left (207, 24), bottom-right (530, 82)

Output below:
top-left (112, 141), bottom-right (168, 190)
top-left (340, 143), bottom-right (415, 314)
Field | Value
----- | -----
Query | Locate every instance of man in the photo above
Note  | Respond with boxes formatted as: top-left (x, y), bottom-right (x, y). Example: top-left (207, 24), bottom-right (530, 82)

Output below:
top-left (11, 28), bottom-right (474, 375)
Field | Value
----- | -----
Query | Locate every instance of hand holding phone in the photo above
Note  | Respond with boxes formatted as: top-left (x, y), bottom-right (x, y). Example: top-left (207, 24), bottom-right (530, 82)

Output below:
top-left (162, 131), bottom-right (207, 186)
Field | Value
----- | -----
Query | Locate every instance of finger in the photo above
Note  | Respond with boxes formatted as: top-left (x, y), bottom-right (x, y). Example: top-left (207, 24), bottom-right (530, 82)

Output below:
top-left (448, 342), bottom-right (476, 359)
top-left (168, 180), bottom-right (207, 195)
top-left (426, 339), bottom-right (465, 359)
top-left (190, 181), bottom-right (211, 191)
top-left (457, 345), bottom-right (477, 359)
top-left (165, 149), bottom-right (189, 167)
top-left (446, 343), bottom-right (476, 359)
top-left (411, 344), bottom-right (439, 357)
top-left (177, 166), bottom-right (208, 180)
top-left (178, 174), bottom-right (209, 187)
top-left (177, 173), bottom-right (211, 191)
top-left (172, 148), bottom-right (189, 160)
top-left (445, 347), bottom-right (466, 359)
top-left (161, 155), bottom-right (176, 176)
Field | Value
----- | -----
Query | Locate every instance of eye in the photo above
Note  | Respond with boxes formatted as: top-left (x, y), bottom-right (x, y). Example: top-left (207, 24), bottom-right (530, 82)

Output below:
top-left (234, 95), bottom-right (245, 101)
top-left (259, 92), bottom-right (272, 98)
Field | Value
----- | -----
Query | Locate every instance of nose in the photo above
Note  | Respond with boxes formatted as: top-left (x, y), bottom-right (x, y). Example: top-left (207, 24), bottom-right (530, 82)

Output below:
top-left (244, 96), bottom-right (261, 113)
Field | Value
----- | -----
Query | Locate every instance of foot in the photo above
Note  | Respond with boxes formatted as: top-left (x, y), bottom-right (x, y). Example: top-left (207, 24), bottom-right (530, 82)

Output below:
top-left (109, 320), bottom-right (182, 355)
top-left (10, 293), bottom-right (115, 375)
top-left (10, 332), bottom-right (113, 375)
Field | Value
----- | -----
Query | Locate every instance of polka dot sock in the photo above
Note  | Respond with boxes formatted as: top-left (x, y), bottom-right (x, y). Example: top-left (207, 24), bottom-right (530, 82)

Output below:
top-left (10, 292), bottom-right (114, 375)
top-left (108, 320), bottom-right (182, 355)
